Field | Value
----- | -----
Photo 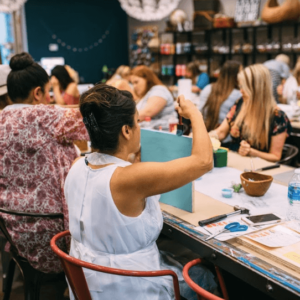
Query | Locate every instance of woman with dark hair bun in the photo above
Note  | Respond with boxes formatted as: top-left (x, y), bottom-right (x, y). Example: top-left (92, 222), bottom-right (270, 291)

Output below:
top-left (51, 65), bottom-right (80, 105)
top-left (0, 52), bottom-right (89, 274)
top-left (7, 52), bottom-right (50, 103)
top-left (65, 84), bottom-right (217, 299)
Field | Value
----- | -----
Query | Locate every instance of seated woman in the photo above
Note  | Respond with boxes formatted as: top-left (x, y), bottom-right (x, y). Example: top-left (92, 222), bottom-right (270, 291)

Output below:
top-left (0, 52), bottom-right (89, 273)
top-left (106, 65), bottom-right (137, 100)
top-left (131, 65), bottom-right (177, 129)
top-left (0, 64), bottom-right (12, 110)
top-left (186, 61), bottom-right (209, 93)
top-left (106, 65), bottom-right (131, 85)
top-left (65, 84), bottom-right (216, 299)
top-left (51, 65), bottom-right (80, 105)
top-left (200, 61), bottom-right (242, 144)
top-left (211, 64), bottom-right (291, 162)
top-left (65, 64), bottom-right (80, 83)
top-left (280, 61), bottom-right (300, 103)
top-left (264, 55), bottom-right (290, 103)
top-left (169, 61), bottom-right (209, 96)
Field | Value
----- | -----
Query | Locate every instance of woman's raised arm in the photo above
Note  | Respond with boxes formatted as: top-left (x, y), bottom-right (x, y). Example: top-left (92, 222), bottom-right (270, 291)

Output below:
top-left (112, 95), bottom-right (213, 200)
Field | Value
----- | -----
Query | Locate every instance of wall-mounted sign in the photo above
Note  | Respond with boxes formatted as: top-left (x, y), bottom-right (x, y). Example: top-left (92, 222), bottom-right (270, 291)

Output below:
top-left (49, 44), bottom-right (58, 51)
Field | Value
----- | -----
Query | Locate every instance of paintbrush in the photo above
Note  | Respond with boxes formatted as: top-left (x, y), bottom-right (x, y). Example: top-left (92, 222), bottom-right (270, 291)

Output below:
top-left (176, 115), bottom-right (184, 136)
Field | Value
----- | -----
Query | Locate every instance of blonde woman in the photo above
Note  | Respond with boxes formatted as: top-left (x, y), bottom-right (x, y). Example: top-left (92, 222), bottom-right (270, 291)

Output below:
top-left (107, 65), bottom-right (131, 84)
top-left (211, 64), bottom-right (291, 162)
top-left (106, 65), bottom-right (137, 99)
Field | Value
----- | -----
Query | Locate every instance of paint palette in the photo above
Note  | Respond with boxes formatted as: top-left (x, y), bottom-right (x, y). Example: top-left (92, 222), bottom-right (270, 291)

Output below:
top-left (141, 129), bottom-right (194, 212)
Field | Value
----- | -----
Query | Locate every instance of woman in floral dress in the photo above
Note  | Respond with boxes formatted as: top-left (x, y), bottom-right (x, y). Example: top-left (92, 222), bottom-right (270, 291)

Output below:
top-left (0, 52), bottom-right (88, 273)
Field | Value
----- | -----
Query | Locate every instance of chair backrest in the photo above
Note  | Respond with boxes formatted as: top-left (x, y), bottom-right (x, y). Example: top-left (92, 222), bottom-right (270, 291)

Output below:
top-left (51, 230), bottom-right (181, 300)
top-left (183, 258), bottom-right (228, 300)
top-left (279, 144), bottom-right (299, 166)
top-left (286, 132), bottom-right (300, 164)
top-left (0, 208), bottom-right (64, 257)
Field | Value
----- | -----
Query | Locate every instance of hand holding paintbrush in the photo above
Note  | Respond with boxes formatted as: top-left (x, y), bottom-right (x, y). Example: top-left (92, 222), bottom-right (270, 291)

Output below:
top-left (177, 115), bottom-right (184, 136)
top-left (175, 95), bottom-right (191, 136)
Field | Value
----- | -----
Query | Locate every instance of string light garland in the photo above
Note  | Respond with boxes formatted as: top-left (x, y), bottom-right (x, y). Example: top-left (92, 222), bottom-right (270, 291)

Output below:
top-left (50, 29), bottom-right (111, 53)
top-left (40, 20), bottom-right (114, 53)
top-left (118, 0), bottom-right (180, 21)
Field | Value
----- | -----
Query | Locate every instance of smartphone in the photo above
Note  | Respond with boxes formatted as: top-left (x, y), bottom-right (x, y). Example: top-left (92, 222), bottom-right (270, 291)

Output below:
top-left (241, 213), bottom-right (282, 226)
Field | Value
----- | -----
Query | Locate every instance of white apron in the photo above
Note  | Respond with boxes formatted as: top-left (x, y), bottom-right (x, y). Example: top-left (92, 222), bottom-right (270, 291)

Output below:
top-left (64, 153), bottom-right (183, 300)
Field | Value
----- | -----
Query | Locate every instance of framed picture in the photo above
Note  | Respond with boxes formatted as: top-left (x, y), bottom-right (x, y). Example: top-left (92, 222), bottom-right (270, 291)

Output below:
top-left (234, 0), bottom-right (261, 23)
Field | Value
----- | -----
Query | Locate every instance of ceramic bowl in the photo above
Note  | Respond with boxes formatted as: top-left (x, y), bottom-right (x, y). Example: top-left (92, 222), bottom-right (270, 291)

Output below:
top-left (222, 188), bottom-right (233, 198)
top-left (240, 172), bottom-right (273, 197)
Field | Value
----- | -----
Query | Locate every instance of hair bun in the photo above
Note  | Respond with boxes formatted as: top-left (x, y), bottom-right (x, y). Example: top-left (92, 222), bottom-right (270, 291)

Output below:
top-left (9, 52), bottom-right (34, 71)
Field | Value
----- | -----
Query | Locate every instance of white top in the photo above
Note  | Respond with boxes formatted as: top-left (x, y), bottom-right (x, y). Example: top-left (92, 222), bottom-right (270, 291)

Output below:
top-left (137, 85), bottom-right (177, 130)
top-left (65, 153), bottom-right (182, 300)
top-left (283, 75), bottom-right (298, 103)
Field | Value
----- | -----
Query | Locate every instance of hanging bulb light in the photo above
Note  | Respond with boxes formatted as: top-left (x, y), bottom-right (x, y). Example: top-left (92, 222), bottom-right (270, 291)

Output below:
top-left (118, 0), bottom-right (180, 21)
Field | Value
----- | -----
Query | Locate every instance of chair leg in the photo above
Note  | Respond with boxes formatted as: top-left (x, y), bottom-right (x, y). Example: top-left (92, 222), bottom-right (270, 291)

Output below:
top-left (23, 271), bottom-right (43, 300)
top-left (3, 258), bottom-right (16, 300)
top-left (215, 266), bottom-right (229, 300)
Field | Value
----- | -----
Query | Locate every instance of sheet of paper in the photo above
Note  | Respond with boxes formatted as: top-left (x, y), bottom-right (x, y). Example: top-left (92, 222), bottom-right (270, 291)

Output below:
top-left (195, 167), bottom-right (289, 218)
top-left (285, 220), bottom-right (300, 234)
top-left (273, 170), bottom-right (295, 185)
top-left (194, 215), bottom-right (268, 241)
top-left (245, 225), bottom-right (300, 248)
top-left (283, 252), bottom-right (300, 264)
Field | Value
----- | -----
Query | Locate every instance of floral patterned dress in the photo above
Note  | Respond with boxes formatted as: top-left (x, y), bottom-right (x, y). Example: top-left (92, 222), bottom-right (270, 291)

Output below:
top-left (226, 98), bottom-right (292, 152)
top-left (0, 104), bottom-right (89, 273)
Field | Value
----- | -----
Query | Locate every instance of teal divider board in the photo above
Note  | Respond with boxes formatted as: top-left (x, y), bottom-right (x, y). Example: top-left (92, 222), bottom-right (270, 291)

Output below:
top-left (141, 129), bottom-right (194, 212)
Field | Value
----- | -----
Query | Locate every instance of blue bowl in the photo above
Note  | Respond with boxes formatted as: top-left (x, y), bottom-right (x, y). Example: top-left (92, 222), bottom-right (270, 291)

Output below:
top-left (222, 188), bottom-right (233, 198)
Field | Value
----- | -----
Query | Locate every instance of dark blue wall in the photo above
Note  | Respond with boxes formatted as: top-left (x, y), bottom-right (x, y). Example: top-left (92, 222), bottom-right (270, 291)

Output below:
top-left (25, 0), bottom-right (128, 83)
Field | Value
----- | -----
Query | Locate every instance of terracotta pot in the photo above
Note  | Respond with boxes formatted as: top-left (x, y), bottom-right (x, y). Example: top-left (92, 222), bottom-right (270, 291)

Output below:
top-left (240, 172), bottom-right (273, 197)
top-left (261, 0), bottom-right (300, 24)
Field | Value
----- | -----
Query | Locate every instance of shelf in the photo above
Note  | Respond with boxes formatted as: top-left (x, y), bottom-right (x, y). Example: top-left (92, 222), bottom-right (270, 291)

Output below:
top-left (160, 53), bottom-right (192, 56)
top-left (193, 52), bottom-right (209, 55)
top-left (211, 53), bottom-right (230, 56)
top-left (160, 31), bottom-right (192, 36)
top-left (255, 50), bottom-right (300, 55)
top-left (194, 21), bottom-right (300, 32)
top-left (231, 52), bottom-right (253, 55)
top-left (158, 21), bottom-right (300, 85)
top-left (161, 21), bottom-right (300, 36)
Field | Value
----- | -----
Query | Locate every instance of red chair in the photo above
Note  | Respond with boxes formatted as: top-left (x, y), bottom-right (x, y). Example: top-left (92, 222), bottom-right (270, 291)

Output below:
top-left (51, 230), bottom-right (181, 300)
top-left (183, 258), bottom-right (229, 300)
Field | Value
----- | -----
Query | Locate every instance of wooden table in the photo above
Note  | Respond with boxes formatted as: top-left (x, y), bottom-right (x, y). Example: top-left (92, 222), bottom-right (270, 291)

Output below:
top-left (160, 152), bottom-right (300, 300)
top-left (291, 121), bottom-right (300, 130)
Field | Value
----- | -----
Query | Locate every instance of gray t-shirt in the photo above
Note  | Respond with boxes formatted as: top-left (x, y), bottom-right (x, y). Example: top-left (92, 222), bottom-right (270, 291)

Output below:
top-left (199, 84), bottom-right (242, 143)
top-left (137, 85), bottom-right (177, 130)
